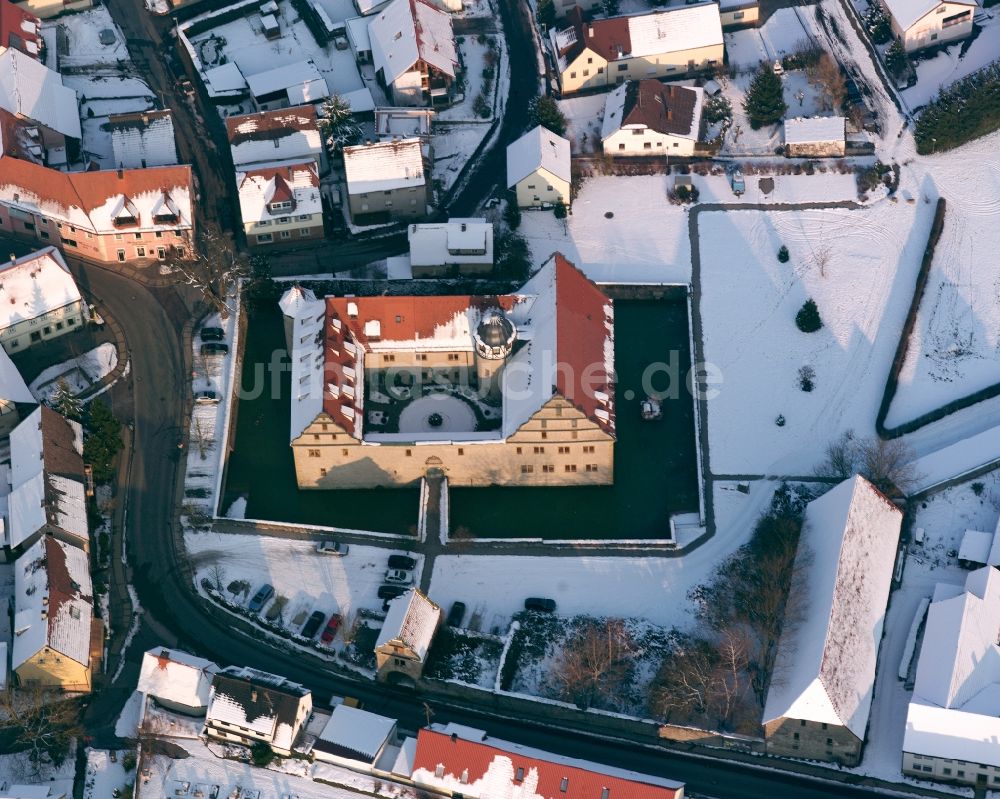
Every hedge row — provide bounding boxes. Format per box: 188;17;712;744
915;62;1000;154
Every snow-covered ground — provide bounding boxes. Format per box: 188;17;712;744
182;309;239;525
699;196;934;476
184;530;422;646
0;747;76;793
428;481;778;633
29;343;119;403
558;93;607;155
116;690;144;739
902;8;1000;110
84;749;135;799
884;129;1000;428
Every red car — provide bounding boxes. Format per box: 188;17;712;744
320;613;343;644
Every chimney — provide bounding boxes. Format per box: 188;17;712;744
9;253;14;266
450;732;458;742
460;223;467;232
587;25;593;37
117;167;124;179
251;689;258;702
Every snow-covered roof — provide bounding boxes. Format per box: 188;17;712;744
226;106;322;168
245;61;326;100
236;159;321;226
0;0;41;58
959;528;993;564
208;666;310;752
0;157;194;234
138;647;218;711
882;0;975;31
282;286;326;443
11;536;94;670
313;704;396;762
506;125;571;187
0;786;64;799
375;107;434;140
0;48;80;140
346;15;372;52
408;218;493;268
369;0;457;85
0;247;82;330
109;110;178;170
0;344;31;406
763;476;903;739
342;138;425;195
204;63;247;97
412;725;684;799
904;567;1000;766
783;116;845;145
626;3;724;58
341;86;376;114
600;80;703;141
375;588;441;661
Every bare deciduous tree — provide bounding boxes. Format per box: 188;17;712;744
165;225;256;318
809;52;848;112
0;687;82;775
208;563;226;593
551;618;636;709
815;431;921;496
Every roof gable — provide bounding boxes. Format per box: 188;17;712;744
375;588;441;660
506;125;571;187
0;48;80;140
370;0;457;84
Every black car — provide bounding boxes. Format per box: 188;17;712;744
446;601;466;628
201;342;229;356
524;597;556;613
200;327;225;342
377;584;406;600
301;610;326;639
388;554;417;570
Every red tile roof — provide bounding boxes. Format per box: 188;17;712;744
0;0;40;58
412;728;683;799
619;80;699;137
565;5;632;64
225;105;318;147
0;107;43;163
553;254;614;435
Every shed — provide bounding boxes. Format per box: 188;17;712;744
783;116;846;158
312;704;397;765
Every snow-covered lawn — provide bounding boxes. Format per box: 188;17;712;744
885;129;1000;428
699;197;934;476
557;93;607;155
184;530;422;646
902;9;1000;110
84;749;134;799
29;343;119;403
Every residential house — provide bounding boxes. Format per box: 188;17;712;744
311;704;397;766
374;588;441;683
601;80;704;156
285;253;616;489
108;110;178;169
204;666;313;756
0;247;86;354
237;160;323;247
550;4;724;95
0;158;196;264
245;61;329;112
783;116;846;157
506;125;571;209
7;0;91;19
882;0;976;52
407;217;493;277
11;536;99;691
226;106;324;171
342;137;428;224
0;46;81;165
762;475;903;766
369;0;458;107
0;0;42;59
410;724;686;799
717;0;758;28
5;405;88;555
903;567;1000;788
203;62;249;104
137;647;218;717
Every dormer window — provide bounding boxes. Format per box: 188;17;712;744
269;200;293;214
111;194;140;227
152;190;181;224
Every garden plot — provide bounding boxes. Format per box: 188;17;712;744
885;129;1000;428
184;530;422;648
424;627;503;688
903;11;1000;110
184;1;366;106
699;199;933;476
83;749;134;799
28;343;119;403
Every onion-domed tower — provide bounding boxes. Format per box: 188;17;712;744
473;309;516;403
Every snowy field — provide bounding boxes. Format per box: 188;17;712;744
428;480;778;633
29;343;119;403
903;10;1000;110
699;198;934;476
884;129;1000;428
184;530;422;643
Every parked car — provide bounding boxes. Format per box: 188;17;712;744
384;568;413;585
301;610;326;639
387;554;416;570
317;541;349;556
377;584;407;600
193;390;218;404
447;601;466;628
248;584;274;613
200;327;225;342
727;165;745;196
524;597;556;613
201;342;229;356
320;613;343;643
